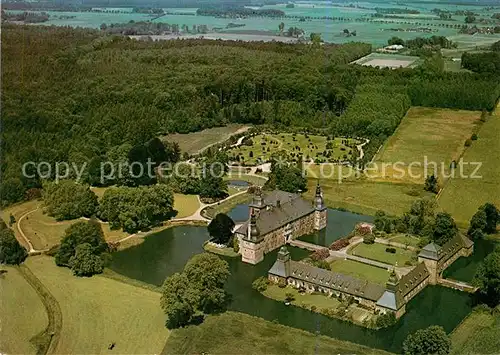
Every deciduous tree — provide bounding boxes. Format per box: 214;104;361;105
403;325;451;355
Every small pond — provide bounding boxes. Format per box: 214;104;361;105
227;179;251;187
108;209;487;353
227;203;250;222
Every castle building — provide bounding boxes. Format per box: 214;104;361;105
267;231;474;319
268;246;430;319
418;233;474;284
234;183;327;264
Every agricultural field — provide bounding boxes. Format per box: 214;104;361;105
165;124;249;155
304;179;434;216
373;107;481;184
0;267;48;355
450;310;500;355
351;53;420;69
162;311;391;355
25;256;170;354
349;243;416;266
438;106;500;228
329;259;390;286
228;133;358;166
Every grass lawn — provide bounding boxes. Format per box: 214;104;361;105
373;107;481;184
165;124;248;155
228;133;358;166
203;242;239;257
263;284;341;311
0;266;48;355
450;311;500;354
438;106;500;228
3;200;131;249
330;259;390;285
388;234;422;248
304;179;434;216
25;256;169;354
350;243;415;266
173;193;200;218
162;311;391;355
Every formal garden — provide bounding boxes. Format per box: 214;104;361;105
227;133;360;166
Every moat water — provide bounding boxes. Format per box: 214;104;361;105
109;209;494;353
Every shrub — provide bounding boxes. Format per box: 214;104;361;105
363;234;376;244
471;133;478;140
330;238;350;251
386;247;396;254
252;276;269;292
278;279;287;288
311;248;330;261
473;304;492;314
375;312;396;328
465;139;472;147
285;292;295;302
312;260;331;270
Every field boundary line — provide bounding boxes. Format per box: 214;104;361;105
17;264;63;355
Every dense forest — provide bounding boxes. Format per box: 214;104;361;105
1;24;499;206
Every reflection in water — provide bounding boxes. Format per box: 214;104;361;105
109;211;478;353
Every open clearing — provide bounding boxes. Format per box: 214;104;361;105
173;193;200;218
162;311;390;355
351;53;420;68
25;256;169;354
0;266;48;355
304;179;434;216
228;133;357;166
373;107;481;184
330;259;389;285
165;124;249;155
450;311;500;354
438;106;500;227
350;243;415;266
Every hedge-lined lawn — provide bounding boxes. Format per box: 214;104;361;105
229;133;357;166
162;311;391;355
438;105;500;228
350;242;415;266
450;311;500;354
0;266;48;355
25;256;170;354
330;259;389;285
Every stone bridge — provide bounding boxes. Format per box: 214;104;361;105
438;278;478;293
288;239;325;252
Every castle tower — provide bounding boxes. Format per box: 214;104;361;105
268;246;291;282
418;243;440;284
314;182;327;230
386;268;399;291
249;187;265;218
241;212;265;264
376;268;405;319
